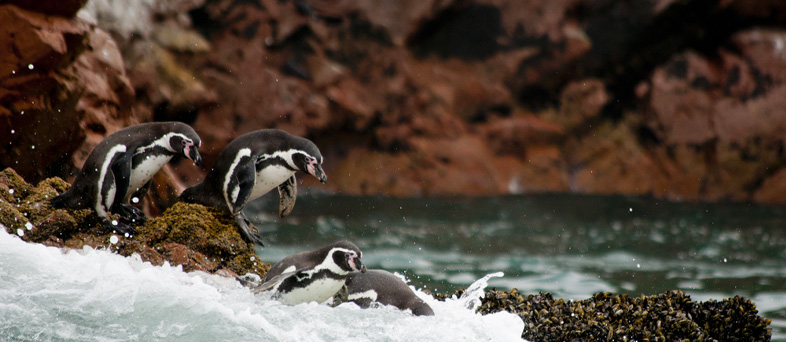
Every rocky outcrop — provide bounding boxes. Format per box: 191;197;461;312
3;0;786;204
0;168;269;276
475;289;771;341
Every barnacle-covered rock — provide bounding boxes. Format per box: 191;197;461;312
475;289;771;342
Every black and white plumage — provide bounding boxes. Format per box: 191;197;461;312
343;269;435;316
253;240;366;305
50;122;202;234
179;129;326;245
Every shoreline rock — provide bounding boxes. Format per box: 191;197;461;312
0;167;269;278
0;167;773;340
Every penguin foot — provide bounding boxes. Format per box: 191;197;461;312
234;213;265;246
331;285;349;307
101;218;137;236
116;204;147;224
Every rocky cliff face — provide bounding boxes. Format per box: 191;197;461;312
2;0;786;204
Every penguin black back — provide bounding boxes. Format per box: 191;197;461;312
345;269;435;316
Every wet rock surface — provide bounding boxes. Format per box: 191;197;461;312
438;288;771;341
0;168;269;277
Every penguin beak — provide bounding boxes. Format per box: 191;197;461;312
355;257;366;273
187;146;202;166
307;163;327;184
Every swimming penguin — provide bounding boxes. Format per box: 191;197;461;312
253;240;366;305
179;129;326;245
343;269;435;316
50;122;202;234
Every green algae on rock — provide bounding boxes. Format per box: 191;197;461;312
140;202;270;276
0;167;270;278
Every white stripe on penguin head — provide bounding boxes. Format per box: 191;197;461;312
312;247;357;275
135;132;191;155
257;149;317;171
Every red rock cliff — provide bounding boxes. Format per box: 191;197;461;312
3;0;786;204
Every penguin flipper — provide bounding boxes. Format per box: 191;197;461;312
278;175;297;218
252;270;300;294
108;152;133;215
253;268;315;295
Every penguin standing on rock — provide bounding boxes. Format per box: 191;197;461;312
253;240;366;305
51;122;202;234
179;129;327;245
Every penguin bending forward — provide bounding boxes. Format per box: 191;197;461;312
179;129;326;245
51;122;202;234
253;240;366;305
343;269;435;316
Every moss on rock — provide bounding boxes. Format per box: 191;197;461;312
0;167;270;279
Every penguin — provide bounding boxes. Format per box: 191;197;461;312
343;269;435;316
252;240;366;305
50;122;202;234
179;129;326;245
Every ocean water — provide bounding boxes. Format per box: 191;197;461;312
4;192;785;341
246;193;786;341
0;228;523;342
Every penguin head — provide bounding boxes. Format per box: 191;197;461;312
326;240;366;274
292;152;326;184
169;133;202;166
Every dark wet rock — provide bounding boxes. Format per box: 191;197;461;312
0;168;270;278
437;288;771;342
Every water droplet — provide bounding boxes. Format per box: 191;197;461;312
723;258;727;263
250;256;255;261
28;64;34;70
16;229;24;237
20;111;24;115
31;145;35;150
124;232;130;238
10;130;14;134
131;197;139;204
111;220;118;226
8;189;14;194
11;70;15;74
110;235;119;244
636;263;640;268
25;222;33;230
629;207;633;213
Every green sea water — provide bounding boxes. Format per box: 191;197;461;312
249;193;786;340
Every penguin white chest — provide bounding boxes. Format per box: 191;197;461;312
129;155;172;195
248;165;295;201
277;277;346;305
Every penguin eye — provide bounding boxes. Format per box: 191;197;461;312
181;139;188;146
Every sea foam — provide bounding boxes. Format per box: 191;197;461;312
0;228;525;341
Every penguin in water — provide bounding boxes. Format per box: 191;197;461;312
50;122;202;234
179;129;326;245
252;240;366;305
342;269;435;316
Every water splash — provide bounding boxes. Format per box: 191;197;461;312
458;271;504;310
0;229;524;341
